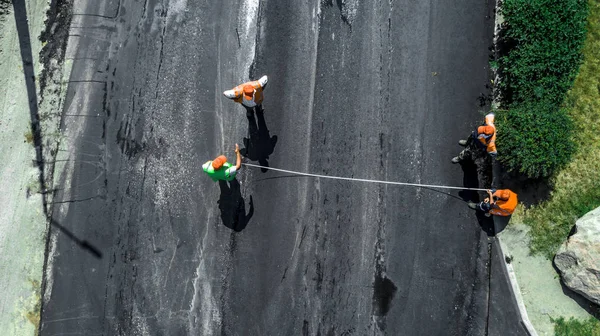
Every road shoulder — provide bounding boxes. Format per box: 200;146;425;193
0;0;72;334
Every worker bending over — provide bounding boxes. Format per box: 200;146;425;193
202;144;242;182
468;189;518;217
223;75;268;117
452;113;497;164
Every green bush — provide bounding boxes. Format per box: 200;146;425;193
495;0;588;178
496;101;575;178
499;0;588;106
553;317;600;336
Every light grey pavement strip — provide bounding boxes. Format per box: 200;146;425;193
0;0;71;334
0;1;47;334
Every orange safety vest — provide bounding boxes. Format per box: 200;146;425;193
477;113;497;155
232;80;264;105
489;189;518;216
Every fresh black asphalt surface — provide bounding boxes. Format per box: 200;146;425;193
40;0;528;335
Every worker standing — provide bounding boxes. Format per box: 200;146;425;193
452;113;497;163
223;75;268;117
202;144;242;182
468;189;518;217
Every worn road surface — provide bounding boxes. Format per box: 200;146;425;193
40;0;527;335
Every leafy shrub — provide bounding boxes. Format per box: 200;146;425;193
499;0;589;106
495;0;588;179
496;101;575;178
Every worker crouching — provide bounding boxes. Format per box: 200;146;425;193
452;113;497;164
223;75;268;117
468;189;518;217
203;144;242;182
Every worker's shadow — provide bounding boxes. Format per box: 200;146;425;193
241;107;277;172
458;158;496;236
218;180;254;232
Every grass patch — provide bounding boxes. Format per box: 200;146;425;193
22;279;41;336
553;316;600;336
519;0;600;257
24;129;34;144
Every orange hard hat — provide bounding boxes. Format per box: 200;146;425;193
499;190;510;200
212;155;227;169
478;125;495;135
243;84;255;99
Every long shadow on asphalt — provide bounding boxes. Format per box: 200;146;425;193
50;219;103;259
218;180;254;232
13;0;48;214
241;106;278;172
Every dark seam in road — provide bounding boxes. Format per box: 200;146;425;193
154;26;167;99
12;0;48;215
219;232;237;335
70;25;117;29
72;0;121;19
141;0;149;19
39;159;101;163
63;113;104;116
49;195;100;204
66;79;107;83
235;27;241;48
249;0;264;79
485;239;494;336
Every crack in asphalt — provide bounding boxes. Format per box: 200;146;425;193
485;240;493;336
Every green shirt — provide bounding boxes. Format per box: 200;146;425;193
203;161;237;182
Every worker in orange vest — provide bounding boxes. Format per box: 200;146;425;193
468;189;518;217
202;144;242;182
223;75;268;116
452;113;497;163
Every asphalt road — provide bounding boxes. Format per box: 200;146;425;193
40;0;527;335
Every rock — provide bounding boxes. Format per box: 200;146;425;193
554;206;600;306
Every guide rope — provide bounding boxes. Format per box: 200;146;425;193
242;162;489;192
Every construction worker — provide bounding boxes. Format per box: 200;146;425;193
452;113;497;163
468;189;518;217
202;144;242;182
223;75;268;116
